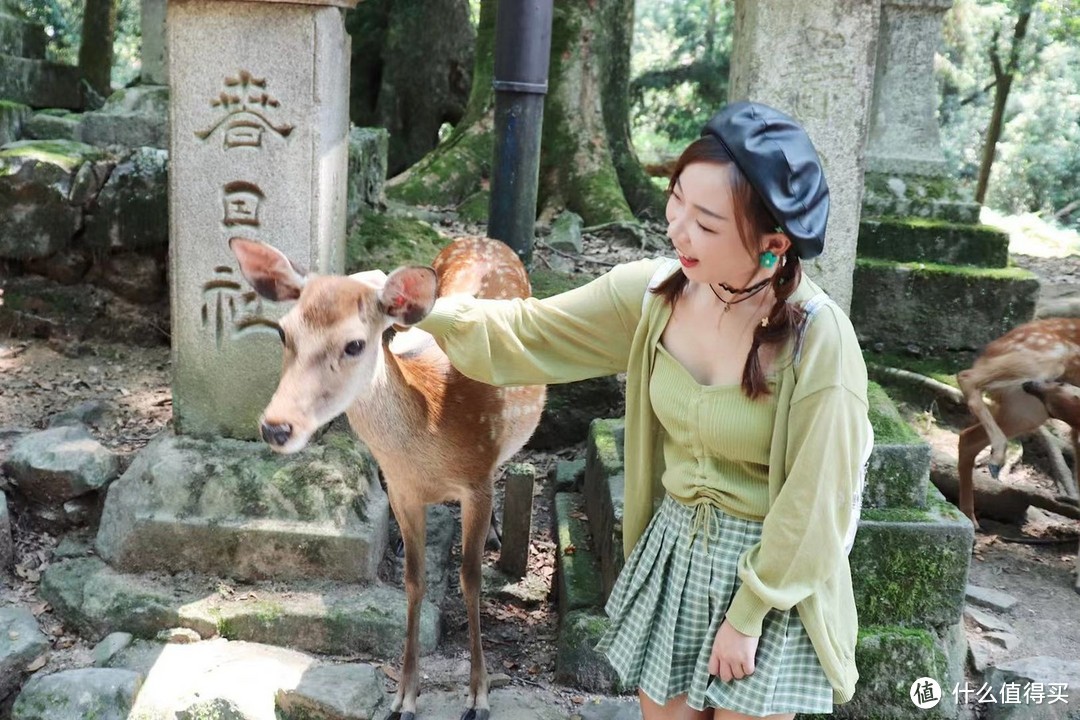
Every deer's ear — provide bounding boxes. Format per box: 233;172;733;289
378;266;437;326
229;237;307;302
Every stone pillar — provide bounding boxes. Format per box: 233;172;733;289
729;0;880;312
140;0;168;85
862;0;978;223
168;0;355;439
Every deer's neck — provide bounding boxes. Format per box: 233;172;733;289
345;344;444;452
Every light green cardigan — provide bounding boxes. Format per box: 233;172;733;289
417;257;870;704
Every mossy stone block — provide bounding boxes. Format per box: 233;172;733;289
529;268;591;300
23;111;79;141
583;418;625;601
858;217;1009;268
345;209;447;272
553;457;586;493
865;382;930;509
850;492;974;628
530;375;623;450
346;126;388;227
555;609;623;693
0;99;29;145
851;259;1039;357
555;492;603;612
827;624;964;720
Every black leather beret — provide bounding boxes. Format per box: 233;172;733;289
701;101;829;259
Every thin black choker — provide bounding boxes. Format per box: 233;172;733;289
709;278;770;313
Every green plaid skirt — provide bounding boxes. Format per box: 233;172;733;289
595;495;834;715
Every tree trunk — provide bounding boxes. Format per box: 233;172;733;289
975;4;1033;205
347;0;474;176
388;0;655;227
598;0;666;220
78;0;116;100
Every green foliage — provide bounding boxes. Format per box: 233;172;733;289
938;0;1080;228
629;0;732;162
16;0;141;87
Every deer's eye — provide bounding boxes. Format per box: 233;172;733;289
344;340;366;357
275;325;286;345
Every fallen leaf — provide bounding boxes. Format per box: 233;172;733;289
563;544;576;556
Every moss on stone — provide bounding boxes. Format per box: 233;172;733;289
346;210;447;273
863;350;968;383
456;189;489;223
858;216;1009;268
855;257;1035;281
866;382;921;445
0;139;109;172
528;268;590;300
386;121;494;207
861;507;933;523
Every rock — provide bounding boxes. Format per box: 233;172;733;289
965;605;1015;634
529;376;624;451
53;534;93;559
482;565;549;605
967;634;997;674
555;610;621;693
0;606;51;700
0;101;30;145
549;211;584;254
3;425;120;506
966;583;1019;613
985;657;1080;720
275;663;384;720
397;686;566;720
552;458;586;493
11;667;142;720
61;494;99;527
885;176;906;198
175;697;246;720
81;147;169;255
47;399;113;429
0;140;113;260
77;86;169;149
1;491;12;570
93;632;134;667
157;627;201;644
554;492;602;612
22;111;81;142
95;430;388;583
577;699;643;720
984;630;1020;651
23;245;92;284
91;252;167;305
346;126;388;228
0;55;86;110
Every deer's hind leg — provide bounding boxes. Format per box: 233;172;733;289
957;388;1049;526
458;485;493;720
386;491;427;720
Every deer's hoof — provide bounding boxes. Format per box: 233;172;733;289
460;709;489;720
386;712;416;720
988;463;1002;480
394;538;406;558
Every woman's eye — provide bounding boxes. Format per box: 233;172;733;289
697;222;716;234
344;340;366;357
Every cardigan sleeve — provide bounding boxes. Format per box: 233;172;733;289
724;305;870;637
415;257;665;386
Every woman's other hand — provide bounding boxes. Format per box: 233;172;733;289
708;619;759;682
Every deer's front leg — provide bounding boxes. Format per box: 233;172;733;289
387;494;427;720
459;488;492;720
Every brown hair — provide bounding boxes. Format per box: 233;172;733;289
652;136;805;399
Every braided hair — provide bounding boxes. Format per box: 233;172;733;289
652;136;805;400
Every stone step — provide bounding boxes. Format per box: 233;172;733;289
851;258;1040;357
866;382;931;510
94;429;390;583
582;419;625;603
0;54;84;110
862;171;981;225
850;488;974;629
77;85;169;150
0;13;46;60
553;492;602;612
39;556;441;658
841;622;966;720
858;217;1010;268
555;609;621;694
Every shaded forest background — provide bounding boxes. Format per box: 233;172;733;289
21;0;1080;232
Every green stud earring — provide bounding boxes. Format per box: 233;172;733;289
760;251;778;269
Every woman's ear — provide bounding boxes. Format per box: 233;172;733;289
762;231;792;258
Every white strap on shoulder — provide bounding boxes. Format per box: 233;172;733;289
793;292;829;368
642;258;681;315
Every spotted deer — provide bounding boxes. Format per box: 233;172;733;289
957;318;1080;526
230;236;546;720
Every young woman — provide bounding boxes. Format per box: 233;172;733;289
415;100;871;719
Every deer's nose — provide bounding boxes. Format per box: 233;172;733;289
260;421;293;447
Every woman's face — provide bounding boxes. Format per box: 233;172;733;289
666;161;757;286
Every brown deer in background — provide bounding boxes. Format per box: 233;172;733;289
957;318;1080;526
231;236;546;720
